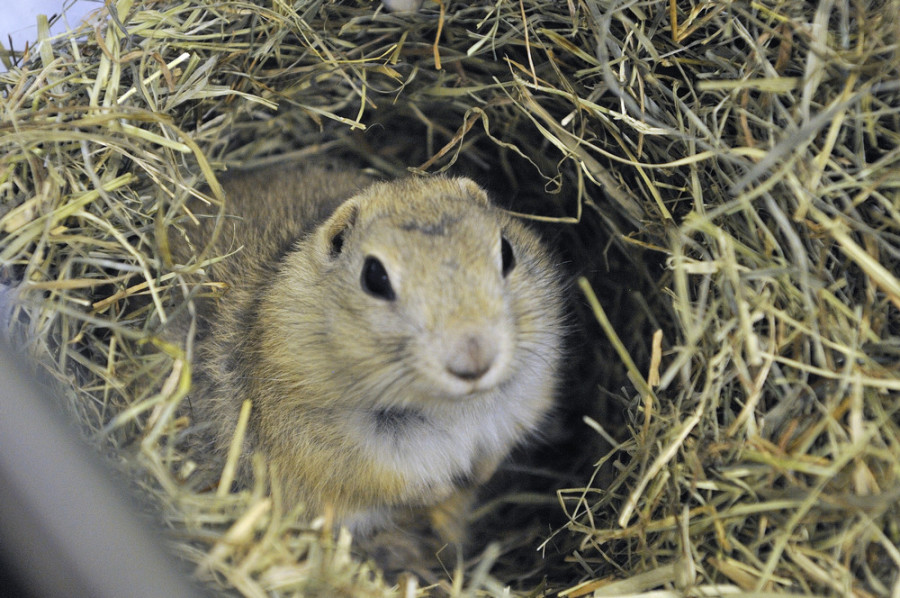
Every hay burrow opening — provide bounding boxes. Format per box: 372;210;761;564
1;0;899;596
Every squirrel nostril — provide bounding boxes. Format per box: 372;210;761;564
446;335;497;381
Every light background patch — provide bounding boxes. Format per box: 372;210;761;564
2;0;97;52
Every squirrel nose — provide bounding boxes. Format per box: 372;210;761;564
445;334;498;381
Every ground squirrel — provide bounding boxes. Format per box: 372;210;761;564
174;160;565;563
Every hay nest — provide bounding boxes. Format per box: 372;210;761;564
2;0;900;595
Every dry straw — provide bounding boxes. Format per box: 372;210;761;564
2;0;899;596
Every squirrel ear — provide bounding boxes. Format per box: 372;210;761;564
454;178;490;207
322;199;359;257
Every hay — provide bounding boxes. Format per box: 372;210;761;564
2;0;899;596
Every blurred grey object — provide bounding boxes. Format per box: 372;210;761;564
0;283;15;339
0;340;206;598
381;0;424;12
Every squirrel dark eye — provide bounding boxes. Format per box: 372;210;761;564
361;256;395;301
501;236;515;277
330;229;346;256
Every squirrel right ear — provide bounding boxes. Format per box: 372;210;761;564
323;199;359;257
455;178;490;207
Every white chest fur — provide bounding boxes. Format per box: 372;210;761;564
349;368;552;504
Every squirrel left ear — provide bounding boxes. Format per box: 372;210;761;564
321;198;359;258
454;178;490;207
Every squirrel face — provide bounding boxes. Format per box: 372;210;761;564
257;176;560;413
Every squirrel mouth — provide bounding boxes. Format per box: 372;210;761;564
430;366;507;399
